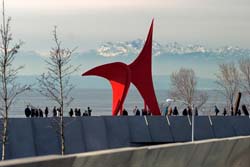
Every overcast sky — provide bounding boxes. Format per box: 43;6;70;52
4;0;250;52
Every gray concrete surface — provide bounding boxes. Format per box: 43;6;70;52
1;136;250;167
1;116;250;160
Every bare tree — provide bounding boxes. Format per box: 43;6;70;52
0;0;30;160
239;58;250;95
215;62;240;109
37;26;78;155
170;68;208;109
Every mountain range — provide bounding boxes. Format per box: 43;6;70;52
12;40;250;89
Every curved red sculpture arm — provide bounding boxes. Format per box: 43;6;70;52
82;62;131;115
129;20;161;115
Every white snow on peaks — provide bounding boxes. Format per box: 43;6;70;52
96;40;250;58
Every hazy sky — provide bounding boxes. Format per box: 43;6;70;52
4;0;250;52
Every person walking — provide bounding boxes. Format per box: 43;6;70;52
45;107;49;117
214;105;220;116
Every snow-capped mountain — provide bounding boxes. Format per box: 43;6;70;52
96;39;250;58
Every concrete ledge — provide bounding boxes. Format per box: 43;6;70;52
1;136;250;167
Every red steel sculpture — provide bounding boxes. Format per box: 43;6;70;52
82;20;161;116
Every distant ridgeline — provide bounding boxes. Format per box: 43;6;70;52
2;116;250;160
16;75;217;90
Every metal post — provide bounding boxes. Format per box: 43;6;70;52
191;104;194;142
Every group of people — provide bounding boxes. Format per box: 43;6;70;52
24;105;93;118
24;106;49;118
68;107;92;117
121;106;152;116
162;104;250;116
162;106;199;116
218;104;249;116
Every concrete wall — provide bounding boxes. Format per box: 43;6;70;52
1;136;250;167
0;116;250;160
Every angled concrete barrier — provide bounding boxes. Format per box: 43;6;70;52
32;118;61;156
211;117;236;138
7;118;36;159
228;117;250;136
64;118;86;154
128;116;151;143
142;142;196;167
194;116;215;140
1;136;250;167
104;116;131;149
169;116;192;142
187;140;214;167
0;155;75;167
81;117;109;151
146;116;174;143
226;137;250;167
202;138;237;167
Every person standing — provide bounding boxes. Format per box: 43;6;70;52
45;107;49;117
69;108;74;117
53;106;57;117
173;106;179;116
87;107;92;116
168;107;173;116
24;105;31;118
223;108;227;116
39;108;43;117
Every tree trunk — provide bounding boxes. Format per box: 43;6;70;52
60;115;65;155
1;117;7;160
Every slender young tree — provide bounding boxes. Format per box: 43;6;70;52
170;68;208;110
0;0;30;160
37;26;78;155
215;62;240;109
239;58;250;96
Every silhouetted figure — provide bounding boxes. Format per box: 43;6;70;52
74;108;78;116
122;109;128;116
31;108;35;117
57;108;62;116
53;107;57;117
230;106;234;116
214;105;220;116
168;107;173;116
45;107;49;117
163;106;168;116
187;106;192;116
133;106;138;115
147;110;152;116
25;105;31;117
223;108;227;116
39;108;43;117
69;108;74;117
135;109;140;116
182;108;188;116
87;107;92;116
83;110;89;116
242;105;249;116
173;106;179;116
195;107;198;116
142;109;147;115
78;109;81;116
237;109;241;116
35;109;39;117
